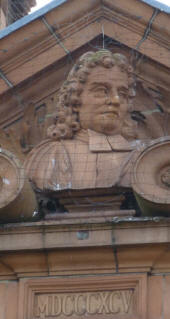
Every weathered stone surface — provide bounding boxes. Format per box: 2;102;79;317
132;137;170;216
18;275;146;319
25;51;138;193
0;0;170;318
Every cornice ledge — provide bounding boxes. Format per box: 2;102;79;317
1;5;170;75
0;0;169;95
0;217;169;252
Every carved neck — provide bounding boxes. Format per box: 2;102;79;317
75;129;89;143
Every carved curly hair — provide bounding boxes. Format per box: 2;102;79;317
47;50;136;140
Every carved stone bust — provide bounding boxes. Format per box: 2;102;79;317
25;50;140;193
47;50;136;140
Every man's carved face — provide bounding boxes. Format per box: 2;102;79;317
78;65;129;135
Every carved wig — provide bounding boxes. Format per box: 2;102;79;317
47;50;137;140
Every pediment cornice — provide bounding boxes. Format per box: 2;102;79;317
0;0;170;96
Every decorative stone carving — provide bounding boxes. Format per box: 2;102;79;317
0;148;37;222
19;275;147;319
161;167;170;188
35;290;134;317
27;50;170;215
25;50;141;194
20;102;47;153
131;137;170;216
0;129;38;222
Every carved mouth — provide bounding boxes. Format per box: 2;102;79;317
103;111;118;117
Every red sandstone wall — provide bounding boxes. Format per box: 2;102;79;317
0;275;170;318
148;275;170;319
0;281;18;319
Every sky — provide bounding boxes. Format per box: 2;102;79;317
31;0;170;12
30;0;52;12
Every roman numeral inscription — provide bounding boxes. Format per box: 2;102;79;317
34;290;134;318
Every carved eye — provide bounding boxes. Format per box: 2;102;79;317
118;88;128;98
101;88;108;94
93;87;108;97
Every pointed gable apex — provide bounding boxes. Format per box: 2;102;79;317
0;0;169;96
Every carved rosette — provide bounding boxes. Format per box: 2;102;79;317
0;148;37;222
131;137;170;216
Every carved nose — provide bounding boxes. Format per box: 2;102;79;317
106;95;120;106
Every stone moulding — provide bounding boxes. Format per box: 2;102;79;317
0;0;170;97
18;274;147;319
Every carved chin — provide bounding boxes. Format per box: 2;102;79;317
97;116;120;135
79;115;121;135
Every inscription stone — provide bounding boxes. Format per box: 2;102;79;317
34;290;134;318
19;275;146;319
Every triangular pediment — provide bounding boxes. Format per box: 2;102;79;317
0;0;169;147
0;0;170;92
